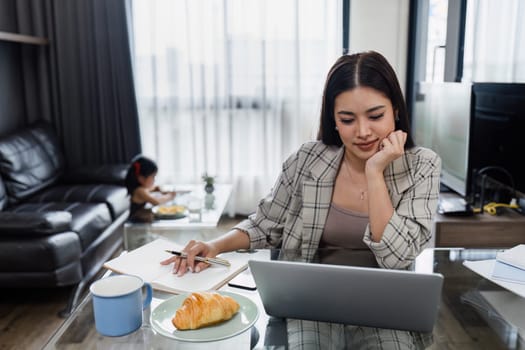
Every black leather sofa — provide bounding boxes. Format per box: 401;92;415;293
0;123;129;315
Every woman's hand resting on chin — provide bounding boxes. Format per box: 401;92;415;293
365;130;407;175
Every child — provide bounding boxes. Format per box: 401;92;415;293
125;155;175;222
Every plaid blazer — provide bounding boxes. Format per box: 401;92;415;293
235;141;441;269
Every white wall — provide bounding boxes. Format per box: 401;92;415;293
349;0;409;92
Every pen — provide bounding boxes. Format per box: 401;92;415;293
164;250;231;267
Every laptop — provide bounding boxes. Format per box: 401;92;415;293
248;259;443;332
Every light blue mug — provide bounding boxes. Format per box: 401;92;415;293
90;274;153;337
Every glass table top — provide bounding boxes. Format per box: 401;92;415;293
43;248;525;350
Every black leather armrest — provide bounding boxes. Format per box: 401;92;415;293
0;211;72;235
62;164;128;185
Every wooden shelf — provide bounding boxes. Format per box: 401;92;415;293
0;31;48;45
434;192;525;248
434;211;525;248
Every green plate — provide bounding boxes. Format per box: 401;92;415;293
150;291;259;342
151;205;187;220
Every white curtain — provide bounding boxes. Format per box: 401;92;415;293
463;0;525;82
130;0;341;214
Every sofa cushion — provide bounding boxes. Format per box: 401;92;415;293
0;176;6;210
27;184;129;219
11;202;112;251
0;211;72;235
62;164;128;186
0;123;64;204
0;232;81;273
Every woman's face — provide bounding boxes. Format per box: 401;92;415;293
333;86;396;162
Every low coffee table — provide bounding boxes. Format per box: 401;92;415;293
124;184;233;250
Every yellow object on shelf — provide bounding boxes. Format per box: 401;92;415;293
481;202;519;215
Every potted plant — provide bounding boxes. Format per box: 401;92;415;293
202;173;215;194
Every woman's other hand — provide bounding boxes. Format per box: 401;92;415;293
160;240;219;276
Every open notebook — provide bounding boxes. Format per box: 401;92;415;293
103;238;266;294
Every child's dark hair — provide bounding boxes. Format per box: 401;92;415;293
125;155;158;194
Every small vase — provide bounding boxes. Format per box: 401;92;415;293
204;193;215;209
204;183;214;194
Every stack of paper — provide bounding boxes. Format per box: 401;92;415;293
463;244;525;298
463;260;525;298
492;244;525;284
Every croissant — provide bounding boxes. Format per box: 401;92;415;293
172;292;240;330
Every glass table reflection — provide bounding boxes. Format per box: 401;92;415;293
43;248;525;349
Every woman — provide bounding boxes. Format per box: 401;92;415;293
163;51;440;272
163;51;441;348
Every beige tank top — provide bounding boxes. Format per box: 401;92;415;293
321;203;369;249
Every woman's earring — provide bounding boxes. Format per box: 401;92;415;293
395;114;400;121
335;126;338;131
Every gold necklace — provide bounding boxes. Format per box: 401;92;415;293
344;157;367;200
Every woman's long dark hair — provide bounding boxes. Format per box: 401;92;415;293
317;51;414;149
124;155;158;194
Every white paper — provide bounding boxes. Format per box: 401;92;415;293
496;244;525;270
463;260;525;298
492;260;525;284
